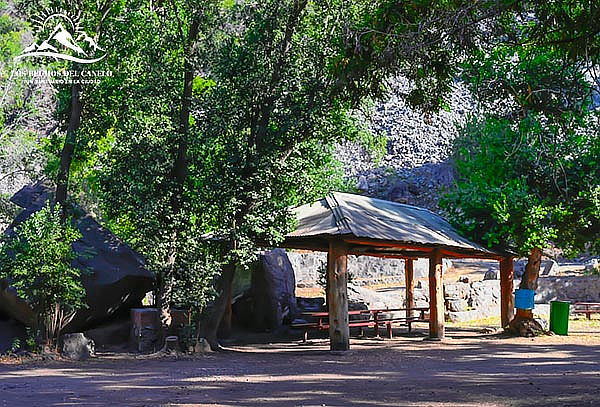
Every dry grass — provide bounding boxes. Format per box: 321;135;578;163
448;315;502;328
448;314;600;342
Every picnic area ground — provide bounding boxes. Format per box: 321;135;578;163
1;318;599;407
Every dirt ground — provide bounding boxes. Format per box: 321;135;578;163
1;320;600;407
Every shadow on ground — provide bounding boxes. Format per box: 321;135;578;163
1;326;599;407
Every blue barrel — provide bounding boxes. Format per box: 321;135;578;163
515;289;535;310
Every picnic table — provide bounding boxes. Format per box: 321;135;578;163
292;307;429;341
573;302;600;319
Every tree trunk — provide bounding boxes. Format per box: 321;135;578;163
198;3;309;350
155;18;200;335
55;80;82;219
202;263;236;351
519;247;542;290
156;237;177;333
218;287;233;338
509;247;545;336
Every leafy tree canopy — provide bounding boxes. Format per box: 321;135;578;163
442;111;600;257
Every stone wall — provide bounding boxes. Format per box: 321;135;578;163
288;249;600;323
536;276;600;303
288;251;453;288
444;280;501;323
288;251;404;287
443;276;600;322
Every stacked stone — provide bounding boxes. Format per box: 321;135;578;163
335;77;476;211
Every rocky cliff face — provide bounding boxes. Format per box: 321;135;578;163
336;78;475;211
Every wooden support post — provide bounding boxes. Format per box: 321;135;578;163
405;259;415;321
428;249;445;340
327;240;349;351
500;257;515;328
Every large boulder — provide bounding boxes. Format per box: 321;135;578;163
387;180;410;203
444;282;470;300
1;181;155;332
446;298;468;312
0;279;35;327
356;175;369;192
84;317;131;348
0;316;27;353
248;249;297;330
468;280;500;310
483;267;498;280
585;258;600;274
347;283;403;309
59;333;95;360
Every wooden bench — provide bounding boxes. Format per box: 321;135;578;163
292;307;429;341
573;302;600;319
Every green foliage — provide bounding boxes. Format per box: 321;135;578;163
441;7;600;258
505;1;600;62
185;0;385;271
170;242;220;311
442;112;600;257
76;1;226;314
0;5;51;207
177;322;197;351
343;0;487;111
9;338;21;354
345;0;600;114
86;0;386;316
0;13;23;59
0;203;85;345
462;45;590;118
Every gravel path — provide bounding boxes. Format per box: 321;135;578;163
1;326;599;407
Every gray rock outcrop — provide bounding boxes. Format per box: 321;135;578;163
483;268;498;280
247;249;297;330
536;276;600;303
289;251;452;289
59;333;95;360
335;78;474;211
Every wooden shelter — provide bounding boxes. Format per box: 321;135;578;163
277;192;514;351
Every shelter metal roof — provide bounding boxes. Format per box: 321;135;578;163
280;192;508;260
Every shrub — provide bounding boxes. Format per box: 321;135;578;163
0;203;85;349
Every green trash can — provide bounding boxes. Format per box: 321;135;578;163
550;301;570;335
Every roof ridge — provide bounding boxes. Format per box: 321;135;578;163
326;194;352;235
333;191;445;219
